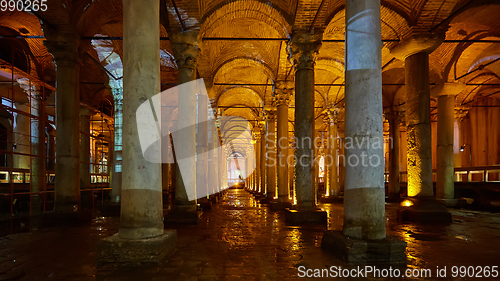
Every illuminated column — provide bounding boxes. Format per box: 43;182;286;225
322;0;406;264
260;124;266;194
289;32;322;212
342;0;385;240
111;88;123;203
44;31;81;213
325;110;339;198
385;107;401;200
275;82;292;203
170;30;201;211
265;112;276;199
18;79;45;215
80;107;93;205
433;83;465;203
391;32;451;223
254;131;261;192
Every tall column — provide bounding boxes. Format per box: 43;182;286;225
44;31;81;213
322;1;406;264
80;107;93;207
47;128;55;171
18;79;45;215
260;124;266;194
170;30;201;212
196;94;209;207
385;107;401;200
120;0;163;238
275;82;292;203
343;0;385;240
325;110;339;198
391;32;451;223
12;102;30;169
265;112;276;199
111;88;123;203
254;131;261;192
433;83;465;204
289;32;322;212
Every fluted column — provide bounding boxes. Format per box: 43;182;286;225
275;82;292;202
44;32;81;213
289;32;322;211
170;30;201;210
120;0;163;238
265;112;276;199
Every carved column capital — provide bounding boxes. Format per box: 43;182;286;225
170;30;201;69
274;81;293;106
289;32;322;70
454;106;470;122
17;78;42;100
390;32;443;60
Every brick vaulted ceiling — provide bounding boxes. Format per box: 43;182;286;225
0;0;499;138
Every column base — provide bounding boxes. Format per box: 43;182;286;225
97;230;177;266
319;196;343;203
284;209;327;225
397;197;452;224
41;209;92;226
321;230;407;264
164;210;202;224
269;201;292;211
437;198;467;208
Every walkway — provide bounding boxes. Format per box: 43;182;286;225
0;189;499;280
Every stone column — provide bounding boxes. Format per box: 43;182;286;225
18;79;45;215
433;83;465;205
169;30;201;215
254;131;261;193
196;93;210;209
391;32;451;223
12;102;30;169
47;128;55;171
44;32;81;214
260;124;266;194
111;88;123;203
275;82;292;204
265;112;276;200
80;107;93;207
322;0;406;264
385;107;401;200
287;31;326;223
325;110;339;199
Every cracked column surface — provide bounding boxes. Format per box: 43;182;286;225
290;32;322;212
119;0;163;239
343;0;385;240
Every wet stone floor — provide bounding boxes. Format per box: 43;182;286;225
0;189;499;280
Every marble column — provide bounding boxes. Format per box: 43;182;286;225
325;110;339;198
289;32;322;212
265;112;276;199
386;107;401;200
433;83;465;203
120;0;163;238
391;32;451;223
343;0;385;240
260;124;266;194
44;32;81;213
111;88;123;203
80;107;93;207
275;82;292;203
170;30;201;211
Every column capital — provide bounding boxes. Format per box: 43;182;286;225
324;107;339;124
16;78;43;100
390;32;443;60
111;87;123;101
454;106;470;121
43;30;81;66
274;80;293;106
430;82;466;98
170;30;201;69
289;32;322;70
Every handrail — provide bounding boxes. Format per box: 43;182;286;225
384;165;500;183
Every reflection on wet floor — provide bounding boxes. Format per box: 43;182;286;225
0;189;499;280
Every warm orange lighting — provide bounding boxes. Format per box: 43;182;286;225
401;199;414;207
